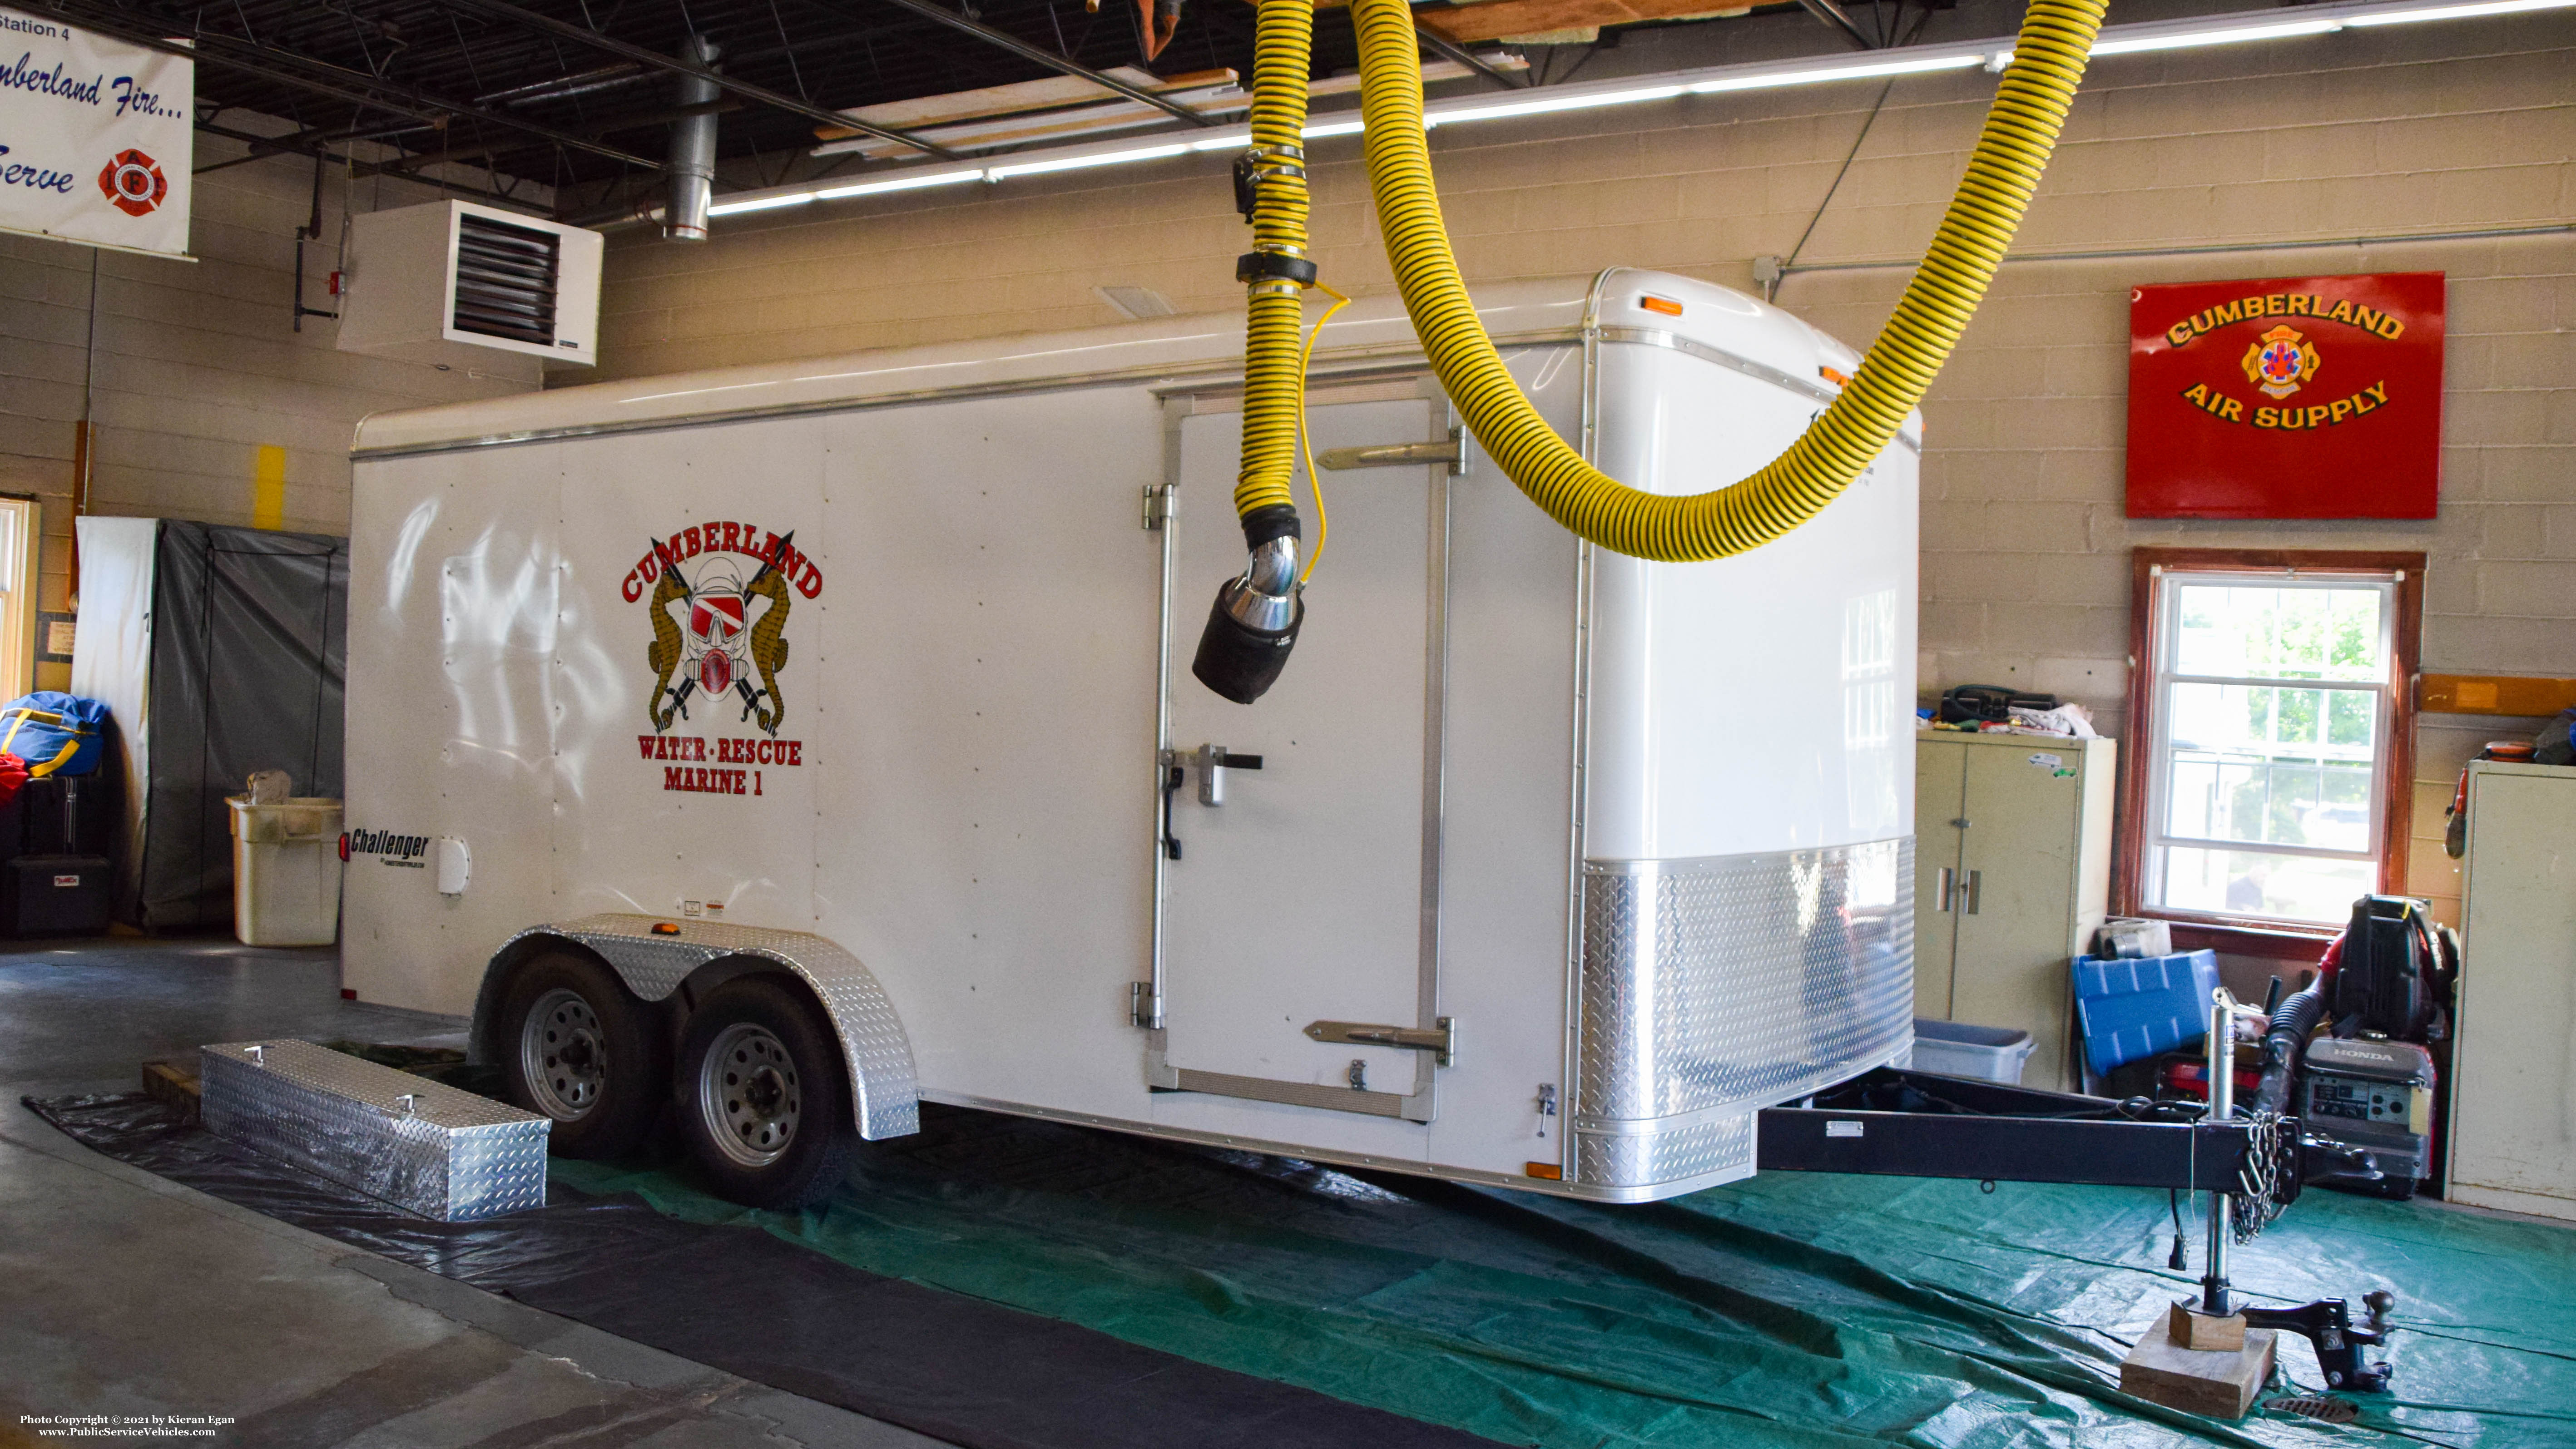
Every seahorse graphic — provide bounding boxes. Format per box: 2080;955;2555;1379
743;562;791;735
645;548;689;732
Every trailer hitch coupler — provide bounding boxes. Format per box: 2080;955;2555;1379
1191;505;1303;704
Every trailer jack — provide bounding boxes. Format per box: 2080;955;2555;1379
1757;1065;2399;1394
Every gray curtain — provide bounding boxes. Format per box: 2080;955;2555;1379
137;521;347;931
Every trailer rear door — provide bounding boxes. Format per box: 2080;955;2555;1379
1154;393;1452;1122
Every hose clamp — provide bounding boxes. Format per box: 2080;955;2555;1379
1231;145;1310;220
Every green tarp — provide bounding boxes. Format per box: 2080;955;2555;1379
556;1107;2576;1447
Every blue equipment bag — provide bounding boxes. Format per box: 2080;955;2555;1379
0;692;109;778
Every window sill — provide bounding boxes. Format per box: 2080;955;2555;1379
2153;916;2339;963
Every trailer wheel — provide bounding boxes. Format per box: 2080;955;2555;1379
499;950;668;1157
675;977;856;1209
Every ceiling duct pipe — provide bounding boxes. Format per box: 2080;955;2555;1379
665;34;720;242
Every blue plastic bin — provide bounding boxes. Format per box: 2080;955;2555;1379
2072;949;2221;1075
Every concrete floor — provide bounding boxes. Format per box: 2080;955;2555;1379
0;937;949;1449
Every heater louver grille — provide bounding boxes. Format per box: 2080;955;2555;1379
451;214;560;347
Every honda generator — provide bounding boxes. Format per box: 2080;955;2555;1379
2252;895;2457;1201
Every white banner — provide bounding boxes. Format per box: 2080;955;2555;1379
0;5;191;257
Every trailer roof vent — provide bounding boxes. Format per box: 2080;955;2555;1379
451;213;561;348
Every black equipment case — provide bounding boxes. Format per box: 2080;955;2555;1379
0;775;111;936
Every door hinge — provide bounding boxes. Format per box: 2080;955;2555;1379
1141;483;1173;530
1305;1016;1456;1067
1130;982;1163;1029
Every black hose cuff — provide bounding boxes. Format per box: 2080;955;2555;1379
1239;503;1302;552
1236;251;1319;286
1191;584;1303;704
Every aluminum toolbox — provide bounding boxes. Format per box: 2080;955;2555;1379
199;1039;548;1221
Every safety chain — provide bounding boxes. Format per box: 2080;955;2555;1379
2230;1109;2300;1243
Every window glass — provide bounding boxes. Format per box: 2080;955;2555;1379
2171;584;2385;682
2148;575;2390;927
2159;846;2377;925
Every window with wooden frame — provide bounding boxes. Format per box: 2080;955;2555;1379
2117;549;2423;941
0;497;36;698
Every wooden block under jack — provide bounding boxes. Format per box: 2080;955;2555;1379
2122;1293;2276;1419
2168;1300;2246;1351
140;1058;202;1125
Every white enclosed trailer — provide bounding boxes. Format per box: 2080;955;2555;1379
343;267;1920;1207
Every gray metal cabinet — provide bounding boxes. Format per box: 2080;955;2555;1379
2450;761;2576;1221
1915;730;2117;1093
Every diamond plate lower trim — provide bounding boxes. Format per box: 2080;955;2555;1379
1573;837;1913;1190
201;1039;549;1221
495;915;920;1141
1573;1112;1754;1189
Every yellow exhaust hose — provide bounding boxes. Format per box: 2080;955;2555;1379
1344;0;2107;562
1232;0;1318;524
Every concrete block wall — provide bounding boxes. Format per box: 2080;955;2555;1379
538;15;2572;928
590;6;2572;923
0;129;546;689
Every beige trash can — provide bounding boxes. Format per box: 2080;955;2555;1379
228;795;345;946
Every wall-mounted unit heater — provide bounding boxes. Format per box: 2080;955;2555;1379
337;200;603;378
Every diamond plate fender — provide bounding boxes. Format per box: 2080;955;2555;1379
477;914;919;1141
1572;838;1914;1196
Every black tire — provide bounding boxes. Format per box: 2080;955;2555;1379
498;950;669;1158
674;977;857;1209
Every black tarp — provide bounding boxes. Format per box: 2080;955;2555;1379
137;521;347;931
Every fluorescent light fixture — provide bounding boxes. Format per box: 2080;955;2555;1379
2348;0;2574;22
707;191;816;216
813;168;989;200
2090;18;2346;54
1428;84;1684;128
716;0;2572;226
987;143;1190;179
1689;52;1984;94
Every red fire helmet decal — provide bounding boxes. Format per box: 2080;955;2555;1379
98;149;168;217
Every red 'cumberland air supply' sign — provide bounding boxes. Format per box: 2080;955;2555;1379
2126;272;2444;519
626;521;821;798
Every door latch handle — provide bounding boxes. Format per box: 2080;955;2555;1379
1936;866;1956;912
1305;1017;1456;1067
1158;763;1184;859
1180;742;1263;806
1316;440;1462;471
1963;869;1982;915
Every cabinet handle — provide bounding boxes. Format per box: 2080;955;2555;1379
1964;869;1982;915
1936;866;1955;912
